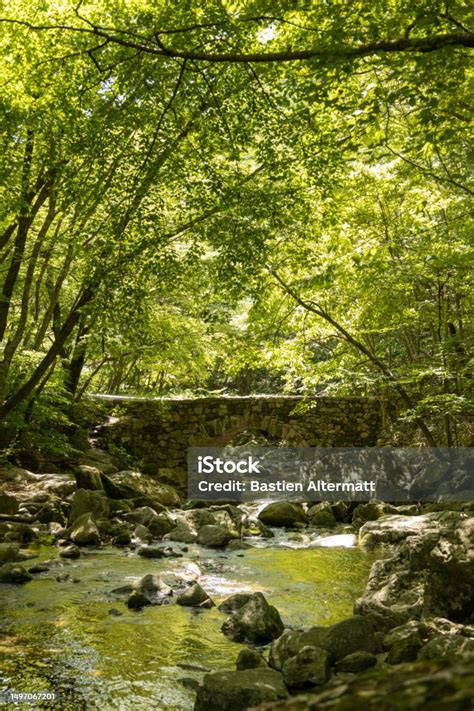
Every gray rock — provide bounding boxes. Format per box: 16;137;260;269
268;617;376;670
197;524;231;548
0;562;32;583
147;512;175;538
134;573;172;605
221;592;284;644
218;593;254;614
236;648;268;670
0;542;19;564
307;502;337;528
258;502;308;528
69;513;101;545
355;512;474;630
124;505;166;525
330;501;349;522
74;465;104;491
133;524;153;543
59;544;81;559
127;590;150;609
68;489;109;525
282;645;331;688
269;629;306;671
335;651;377;673
194;668;288;711
384;621;425;664
138;545;167;558
177;582;215;608
0;494;19;515
112;532;131;546
418;634;474;661
245;658;474;710
79;448;118;475
242;516;275;538
323;615;377;662
352;501;398;528
165;520;197;544
101;470;180;508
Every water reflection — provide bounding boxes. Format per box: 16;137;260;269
0;540;374;709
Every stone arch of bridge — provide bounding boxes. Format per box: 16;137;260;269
194;412;305;448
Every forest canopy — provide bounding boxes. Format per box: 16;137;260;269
0;0;472;454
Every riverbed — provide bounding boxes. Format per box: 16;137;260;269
0;533;375;710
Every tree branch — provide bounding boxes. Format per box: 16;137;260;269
0;18;472;63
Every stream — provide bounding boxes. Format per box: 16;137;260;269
1;529;375;710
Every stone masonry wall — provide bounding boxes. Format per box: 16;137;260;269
99;396;382;491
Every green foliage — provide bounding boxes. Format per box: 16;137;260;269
0;0;472;447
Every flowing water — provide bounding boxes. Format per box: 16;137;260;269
0;532;375;710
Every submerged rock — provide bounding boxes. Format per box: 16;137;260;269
221;592;284;644
194;668;288;711
138;545;167;558
59;544;81;559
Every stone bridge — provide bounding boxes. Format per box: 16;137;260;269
99;395;382;491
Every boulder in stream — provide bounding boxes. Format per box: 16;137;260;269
221;592;284;644
59;544;81;559
177;582;215;608
307;502;337;528
68;489;110;525
197;524;231;548
0;562;32;583
258;502;308;528
126;573;173;608
69;513;101;545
